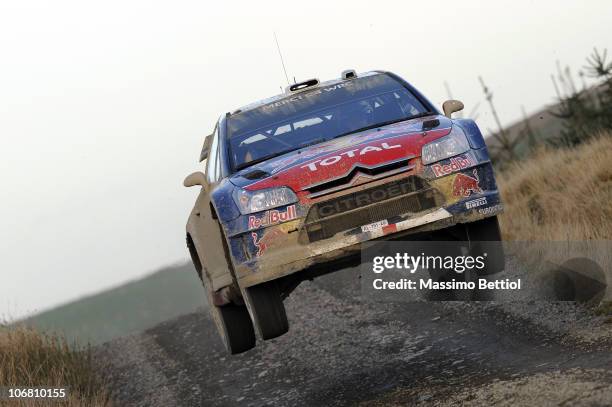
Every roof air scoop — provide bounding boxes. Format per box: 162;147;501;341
285;78;320;93
422;119;440;131
341;69;357;80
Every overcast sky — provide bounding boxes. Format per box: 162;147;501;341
1;0;610;319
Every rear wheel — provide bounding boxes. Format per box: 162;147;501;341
465;216;505;276
246;280;289;340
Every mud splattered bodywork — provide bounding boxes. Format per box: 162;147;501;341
221;117;502;287
185;71;503;350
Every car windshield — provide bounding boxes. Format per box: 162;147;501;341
227;73;430;171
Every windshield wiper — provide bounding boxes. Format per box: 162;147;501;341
333;111;436;140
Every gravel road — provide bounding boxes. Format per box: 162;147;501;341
96;260;612;406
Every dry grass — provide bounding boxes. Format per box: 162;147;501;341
0;324;111;406
498;132;612;241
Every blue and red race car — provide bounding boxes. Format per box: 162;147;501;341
184;70;504;353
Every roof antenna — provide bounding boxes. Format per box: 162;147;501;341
274;32;290;86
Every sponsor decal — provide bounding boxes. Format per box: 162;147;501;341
431;155;474;177
267;137;365;175
452;170;482;197
466;197;487;209
261;82;353;110
248;205;297;230
251;229;285;257
269;145;330;174
478;203;503;215
316;178;417;218
301;142;401;172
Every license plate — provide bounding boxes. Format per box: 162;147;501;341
361;219;389;233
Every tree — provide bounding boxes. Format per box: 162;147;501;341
551;48;612;146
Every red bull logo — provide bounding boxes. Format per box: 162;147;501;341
248;205;297;230
452;170;482;197
251;229;285;257
431;155;474;177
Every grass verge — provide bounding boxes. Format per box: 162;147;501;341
498;131;612;241
0;323;111;406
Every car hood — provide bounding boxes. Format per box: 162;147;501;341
229;114;452;192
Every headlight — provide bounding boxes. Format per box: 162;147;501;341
233;187;298;214
421;126;470;165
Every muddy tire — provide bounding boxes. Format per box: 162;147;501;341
201;282;255;354
215;304;257;354
188;235;256;354
466;216;505;275
247;281;289;340
196;269;256;354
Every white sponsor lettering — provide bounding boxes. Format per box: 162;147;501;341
262;83;351;110
343;149;358;158
466;197;487;209
320;156;342;166
360;145;382;154
301;142;401;172
478;203;504;215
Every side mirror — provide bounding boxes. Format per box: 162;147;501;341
183;171;206;188
199;135;212;162
442;99;464;118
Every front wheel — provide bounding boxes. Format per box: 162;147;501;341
246;281;289;340
215;303;257;354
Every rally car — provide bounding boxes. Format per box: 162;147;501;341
184;70;504;354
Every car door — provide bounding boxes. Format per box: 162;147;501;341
190;124;234;291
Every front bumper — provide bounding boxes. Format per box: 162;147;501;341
229;160;503;288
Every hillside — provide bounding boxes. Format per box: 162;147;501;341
498;132;612;241
500;105;563;154
23;263;204;345
482;101;564;159
486;80;609;157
